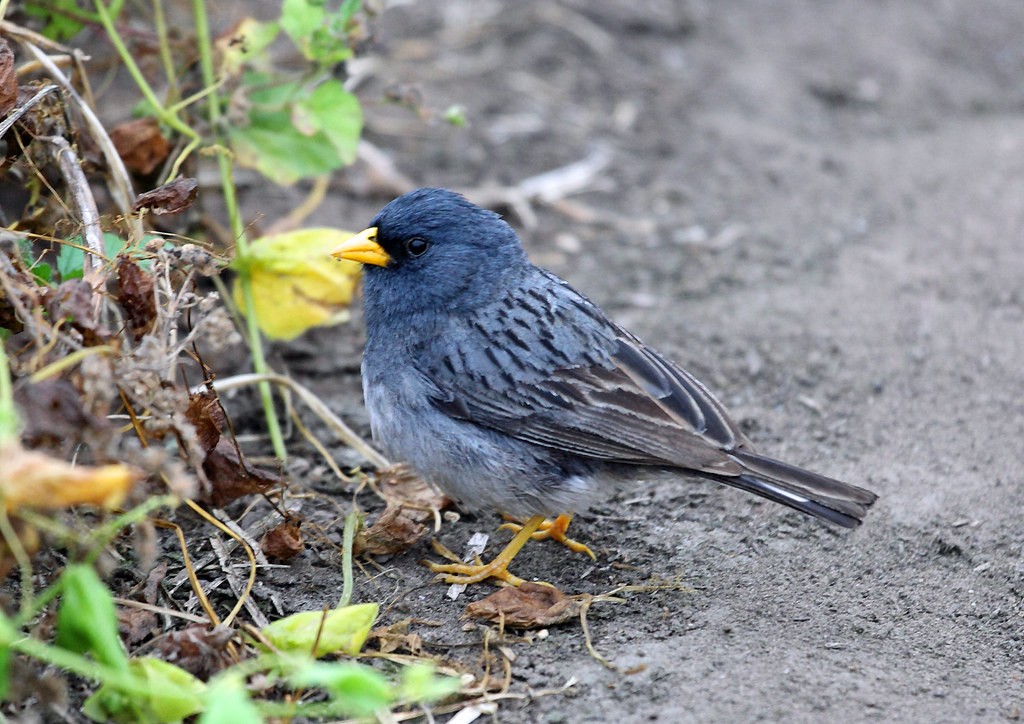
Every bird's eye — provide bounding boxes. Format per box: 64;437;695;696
405;237;430;257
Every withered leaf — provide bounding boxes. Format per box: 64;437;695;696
144;625;235;680
132;177;199;215
0;442;138;513
201;438;280;507
354;504;430;556
352;463;446;556
110;117;171;176
116;255;157;339
261;517;304;561
14;378;105;448
45;278;109;344
118;606;159;647
141;560;169;604
0;39;15;117
377;462;449;510
185;391;225;456
371;618;423;656
465;582;581;629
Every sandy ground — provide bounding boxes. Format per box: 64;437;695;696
234;1;1024;721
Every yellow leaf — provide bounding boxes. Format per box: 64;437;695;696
233;228;362;341
260;603;378;657
216;17;280;77
0;443;138;513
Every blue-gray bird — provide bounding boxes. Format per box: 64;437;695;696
332;188;877;585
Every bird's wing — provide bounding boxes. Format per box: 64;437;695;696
421;273;749;474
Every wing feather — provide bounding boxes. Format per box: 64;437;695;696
423;276;748;474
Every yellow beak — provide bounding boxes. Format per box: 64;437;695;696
330;227;391;267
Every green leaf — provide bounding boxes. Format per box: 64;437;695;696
399;663;461;703
55;241;85;281
221;18;281;75
56;233;162;280
0;610;14;701
280;0;353;66
444;105;467;127
338;0;362;25
245;76;303;109
200;673;261;724
293;80;363;165
229;109;343;185
31;262;52;284
16;237;51;284
83;657;206;723
55;564;128;671
279;0;324;51
290;661;392;716
260;603;377;657
22;1;88;42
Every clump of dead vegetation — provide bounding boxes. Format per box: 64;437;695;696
0;3;478;719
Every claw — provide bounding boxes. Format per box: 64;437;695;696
422;514;545;586
499;514;596;560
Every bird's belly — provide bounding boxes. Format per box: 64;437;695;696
362;370;606;518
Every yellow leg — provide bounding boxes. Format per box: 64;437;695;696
499;514;596;560
425;514;545;586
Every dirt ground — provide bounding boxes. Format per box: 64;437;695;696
234;1;1024;721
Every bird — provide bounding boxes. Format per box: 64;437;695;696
331;188;878;586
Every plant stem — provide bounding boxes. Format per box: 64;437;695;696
11;637;153;698
192;0;286;461
338;510;360;607
150;0;180;105
93;0;199;143
0;335;17;444
0;505;33;616
83;495;177;564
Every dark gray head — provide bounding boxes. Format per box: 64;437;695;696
334;188;529;324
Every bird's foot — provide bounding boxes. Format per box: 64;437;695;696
425;544;526;586
499;514;595;560
423;514;547;586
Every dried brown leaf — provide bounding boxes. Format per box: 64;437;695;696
201;438;280;507
354;504;430;556
110;117;171;176
465;582;582;629
132;177;199;215
14;379;106;448
116;255;157;339
261;518;304;561
140;560;169;604
371;618;424;656
0;39;15;117
185;391;225;456
45;279;109;344
351;463;447;556
144;625;235;680
377;462;449;510
118;606;159;646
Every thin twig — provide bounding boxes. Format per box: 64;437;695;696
203;372;390;469
45;135;104;292
338;510;359;607
0;83;57;140
0;19;73;53
461;145;613;229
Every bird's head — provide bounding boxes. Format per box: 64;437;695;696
332;188;528;320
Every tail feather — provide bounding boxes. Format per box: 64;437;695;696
712;451;878;528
